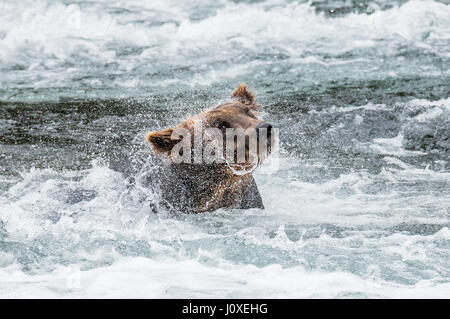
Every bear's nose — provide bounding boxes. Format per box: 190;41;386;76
255;122;273;141
256;122;273;135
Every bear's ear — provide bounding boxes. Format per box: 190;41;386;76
146;128;180;153
231;84;255;105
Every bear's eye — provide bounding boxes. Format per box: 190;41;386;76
245;108;257;119
214;121;229;131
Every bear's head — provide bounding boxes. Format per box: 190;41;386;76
146;84;274;172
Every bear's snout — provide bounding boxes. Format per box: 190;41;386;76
256;121;273;133
256;121;273;143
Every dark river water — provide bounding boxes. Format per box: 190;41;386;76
0;0;449;297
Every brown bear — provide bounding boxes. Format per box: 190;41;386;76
146;84;274;213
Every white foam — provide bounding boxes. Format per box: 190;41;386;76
1;0;449;95
370;133;426;156
0;256;449;298
0;156;449;298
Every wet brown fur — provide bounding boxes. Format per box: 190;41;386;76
146;84;267;213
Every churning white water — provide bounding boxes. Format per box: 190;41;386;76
0;0;449;298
